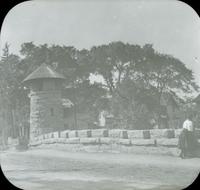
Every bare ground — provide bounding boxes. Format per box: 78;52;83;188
0;145;200;190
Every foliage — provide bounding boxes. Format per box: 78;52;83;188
0;41;199;137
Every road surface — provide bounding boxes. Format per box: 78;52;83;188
1;147;200;190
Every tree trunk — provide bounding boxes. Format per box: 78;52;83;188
1;119;9;147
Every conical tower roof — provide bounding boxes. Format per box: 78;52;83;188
23;63;65;83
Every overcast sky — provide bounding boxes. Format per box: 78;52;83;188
0;0;200;87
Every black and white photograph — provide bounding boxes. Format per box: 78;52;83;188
0;0;200;189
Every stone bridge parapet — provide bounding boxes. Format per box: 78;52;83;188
30;128;200;148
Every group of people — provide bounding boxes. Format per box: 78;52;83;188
178;114;199;159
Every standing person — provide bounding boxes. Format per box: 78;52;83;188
182;114;197;157
178;127;188;158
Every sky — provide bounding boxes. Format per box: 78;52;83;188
0;0;200;87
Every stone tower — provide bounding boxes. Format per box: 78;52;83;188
23;63;65;141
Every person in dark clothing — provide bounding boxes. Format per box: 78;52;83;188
179;114;199;158
178;128;188;158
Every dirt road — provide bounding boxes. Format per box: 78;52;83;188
1;147;200;190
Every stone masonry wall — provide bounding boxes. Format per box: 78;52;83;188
30;128;200;147
29;91;64;141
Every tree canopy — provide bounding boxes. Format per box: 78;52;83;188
0;41;199;137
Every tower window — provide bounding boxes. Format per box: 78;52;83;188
50;108;54;116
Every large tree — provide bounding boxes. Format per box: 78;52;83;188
90;41;143;93
90;42;199;129
0;43;30;146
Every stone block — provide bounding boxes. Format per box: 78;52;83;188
127;130;143;139
47;138;57;144
30;140;42;146
43;139;52;144
109;129;128;139
77;130;92;138
109;129;121;138
38;135;43;140
64;138;80;144
143;130;151;139
163;129;175;138
68;130;78;138
55;138;66;143
117;139;131;146
52;131;59;138
44;133;49;139
121;130;128;139
80;138;99;144
156;138;178;147
99;138;113;144
60;130;69;138
150;129;166;139
48;132;53;138
33;137;39;141
131;139;156;146
91;129;109;137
